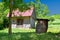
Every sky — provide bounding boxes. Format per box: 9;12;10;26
0;0;2;2
40;0;60;15
0;0;60;15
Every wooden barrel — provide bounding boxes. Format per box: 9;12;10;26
36;19;49;34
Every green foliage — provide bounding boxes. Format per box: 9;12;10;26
0;2;4;24
0;2;9;30
3;18;9;28
0;2;9;21
2;0;30;12
0;2;4;30
0;24;4;30
2;0;49;18
36;4;49;19
48;14;60;22
29;0;49;19
2;0;9;9
49;17;55;22
13;0;31;11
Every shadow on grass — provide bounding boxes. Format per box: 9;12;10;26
0;32;60;40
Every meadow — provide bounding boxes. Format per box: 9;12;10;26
0;19;60;40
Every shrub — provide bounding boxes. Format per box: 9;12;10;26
0;24;4;30
3;18;9;28
0;18;9;30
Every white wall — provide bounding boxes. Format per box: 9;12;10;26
11;19;17;28
23;17;31;28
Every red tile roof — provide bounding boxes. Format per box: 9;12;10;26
7;7;34;17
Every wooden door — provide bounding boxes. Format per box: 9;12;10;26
17;19;23;28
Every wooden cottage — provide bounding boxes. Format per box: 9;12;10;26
7;7;36;28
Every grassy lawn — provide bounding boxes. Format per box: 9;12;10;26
0;26;60;40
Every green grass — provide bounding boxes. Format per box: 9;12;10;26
0;27;60;40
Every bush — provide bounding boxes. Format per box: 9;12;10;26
3;18;9;28
0;18;9;30
49;17;55;22
0;24;4;30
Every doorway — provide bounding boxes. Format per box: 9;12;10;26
17;19;23;28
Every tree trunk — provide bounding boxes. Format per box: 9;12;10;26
8;0;13;35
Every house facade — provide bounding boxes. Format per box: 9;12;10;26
7;7;36;28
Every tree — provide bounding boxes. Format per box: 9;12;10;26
8;0;13;34
0;2;10;30
0;2;4;24
3;0;23;34
2;0;31;34
28;0;49;19
0;2;4;30
2;0;13;34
